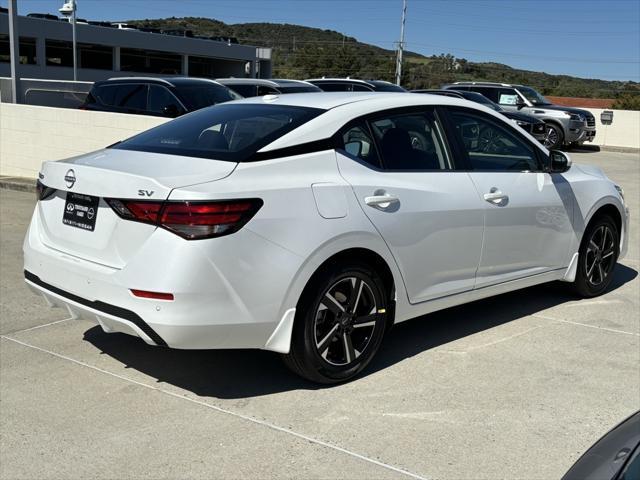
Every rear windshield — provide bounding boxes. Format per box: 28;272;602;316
175;84;242;109
112;103;324;161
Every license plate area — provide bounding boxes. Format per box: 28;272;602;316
63;192;99;231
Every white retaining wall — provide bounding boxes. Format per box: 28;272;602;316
0;103;168;178
583;108;640;150
1;103;638;180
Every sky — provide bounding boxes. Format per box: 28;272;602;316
3;0;640;82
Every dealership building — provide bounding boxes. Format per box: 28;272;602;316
0;10;272;82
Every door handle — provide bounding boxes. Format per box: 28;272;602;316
365;193;399;210
483;188;509;204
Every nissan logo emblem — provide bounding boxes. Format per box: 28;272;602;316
64;169;76;189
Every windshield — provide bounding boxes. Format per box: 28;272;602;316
113;103;324;161
518;86;551;105
176;84;242;110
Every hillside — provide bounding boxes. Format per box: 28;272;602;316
128;17;639;101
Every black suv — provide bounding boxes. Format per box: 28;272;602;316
306;78;407;92
413;89;546;143
80;77;241;117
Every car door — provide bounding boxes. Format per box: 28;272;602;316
336;107;484;303
445;107;574;288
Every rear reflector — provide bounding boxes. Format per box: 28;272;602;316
105;198;263;240
130;289;174;301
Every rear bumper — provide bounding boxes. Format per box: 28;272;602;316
23;212;304;351
25;270;167;346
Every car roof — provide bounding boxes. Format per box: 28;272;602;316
102;77;226;88
233;92;547;155
216;78;317;88
451;81;526;88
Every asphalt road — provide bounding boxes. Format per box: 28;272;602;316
1;150;638;480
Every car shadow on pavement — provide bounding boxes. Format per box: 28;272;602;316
83;264;637;399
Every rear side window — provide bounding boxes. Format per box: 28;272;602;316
340;122;380;168
257;85;280;96
94;85;117;105
175;84;241;110
370;112;451;171
316;83;350;92
113;103;324;162
113;84;147;110
224;84;257;98
470;87;499;103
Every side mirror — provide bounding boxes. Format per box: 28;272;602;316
549;150;572;173
515;97;526;110
162;104;181;117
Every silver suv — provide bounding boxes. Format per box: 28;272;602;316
444;82;596;149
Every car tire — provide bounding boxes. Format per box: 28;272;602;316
282;263;389;384
543;123;564;150
572;215;619;298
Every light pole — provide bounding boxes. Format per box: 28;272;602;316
395;0;407;86
59;0;77;81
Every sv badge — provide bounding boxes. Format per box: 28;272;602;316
138;190;154;197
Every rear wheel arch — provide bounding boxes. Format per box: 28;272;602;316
300;248;395;303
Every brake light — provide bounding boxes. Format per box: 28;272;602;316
105;199;263;240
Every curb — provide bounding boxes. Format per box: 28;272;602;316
0;177;36;194
572;145;640;154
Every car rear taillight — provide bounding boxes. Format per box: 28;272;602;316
36;180;56;201
105;199;263;240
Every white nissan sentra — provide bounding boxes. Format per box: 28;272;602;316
24;93;629;383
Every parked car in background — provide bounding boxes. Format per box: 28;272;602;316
306;78;407;92
28;92;628;383
562;411;639;480
443;82;596;150
414;89;546;143
80;77;241;117
216;78;321;97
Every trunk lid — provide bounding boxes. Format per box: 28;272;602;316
36;149;237;268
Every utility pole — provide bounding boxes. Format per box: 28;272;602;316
8;0;19;103
394;0;407;86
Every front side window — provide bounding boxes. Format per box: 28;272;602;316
113;104;324;162
496;88;520;106
369;112;451;171
147;85;182;114
449;109;539;171
340;122;380;168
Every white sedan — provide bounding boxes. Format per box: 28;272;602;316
24;93;629;383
